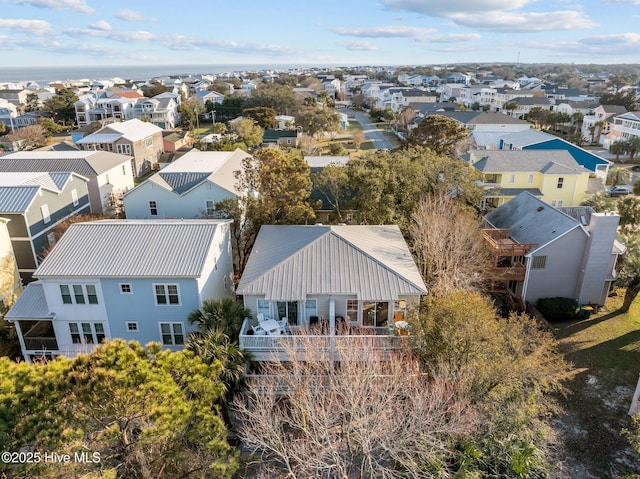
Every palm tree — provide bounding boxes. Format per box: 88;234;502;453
188;297;251;339
571;111;584;134
504;101;519;117
618;196;640;230
609;140;628;162
594;119;607;145
606;167;632;186
626;137;640;162
617;232;640;313
186;329;250;426
581;191;613;212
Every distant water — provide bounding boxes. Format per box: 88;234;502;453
0;64;341;86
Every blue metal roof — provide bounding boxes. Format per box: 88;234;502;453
522;139;610;172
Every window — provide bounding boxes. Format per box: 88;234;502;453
257;299;270;318
160;322;184;345
60;284;99;304
551;200;563;208
557;177;564;189
362;301;389;328
149;201;158;216
276;301;298;326
509;174;515;183
73;285;85;304
122;165;127;175
154;284;180;305
393;300;407;323
206;200;215;217
47;232;56;247
304;299;317;324
69;322;105;344
117;144;131;155
531;256;547;269
60;285;72;304
528;174;534;184
71;189;79;206
41;204;51;224
346;213;354;223
126;322;139;332
145;137;153;148
346;299;358;323
120;283;132;294
86;285;98;304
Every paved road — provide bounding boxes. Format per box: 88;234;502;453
344;109;396;150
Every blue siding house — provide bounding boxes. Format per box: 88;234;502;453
5;219;234;362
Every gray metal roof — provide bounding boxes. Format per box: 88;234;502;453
137;149;249;197
76;133;122;144
5;282;53;320
0;151;131;175
0;185;39;212
35;219;232;278
237;225;427;301
467;112;530;125
499;129;556;148
484;192;582;253
487;188;543;197
471;150;589;175
158;172;210;194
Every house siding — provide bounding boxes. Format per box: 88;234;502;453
124;181;237;219
525;228;587;304
196;222;234;301
100;277;201;350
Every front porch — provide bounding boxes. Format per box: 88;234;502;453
238;318;407;361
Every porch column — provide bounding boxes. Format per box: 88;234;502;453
329;299;335;337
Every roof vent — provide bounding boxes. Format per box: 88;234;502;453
537;206;544;212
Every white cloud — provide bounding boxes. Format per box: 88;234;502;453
89;20;111;31
450;10;597;31
11;0;94;14
115;9;151;22
64;27;156;42
0;18;54;35
332;25;480;43
159;35;300;56
601;0;640;3
332;25;436;41
339;40;378;51
380;0;531;16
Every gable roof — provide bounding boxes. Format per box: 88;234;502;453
237;225;427;301
484;192;583;254
0;171;80;213
129;148;250;197
470;150;589;175
77;119;162;144
34;219;232;278
0;151;132;176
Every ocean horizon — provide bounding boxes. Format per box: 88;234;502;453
0;63;356;86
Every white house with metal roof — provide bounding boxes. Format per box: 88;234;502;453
236;224;427;361
0;151;134;214
0;172;90;284
484;192;624;306
5;219;234;362
123;148;251;219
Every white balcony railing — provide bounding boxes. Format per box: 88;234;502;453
239;318;407;361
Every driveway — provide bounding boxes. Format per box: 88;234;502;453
345;109;396;150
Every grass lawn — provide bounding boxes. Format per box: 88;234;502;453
550;290;640;477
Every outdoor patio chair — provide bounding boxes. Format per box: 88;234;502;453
257;313;265;323
252;324;265;335
278;317;288;329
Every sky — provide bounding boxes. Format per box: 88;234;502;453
1;0;640;68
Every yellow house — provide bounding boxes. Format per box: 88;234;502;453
468;150;591;209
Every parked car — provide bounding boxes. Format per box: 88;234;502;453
608;186;632;197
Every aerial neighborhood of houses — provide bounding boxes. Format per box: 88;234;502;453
0;64;639;364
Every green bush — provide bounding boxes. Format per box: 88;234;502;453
536;297;579;321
